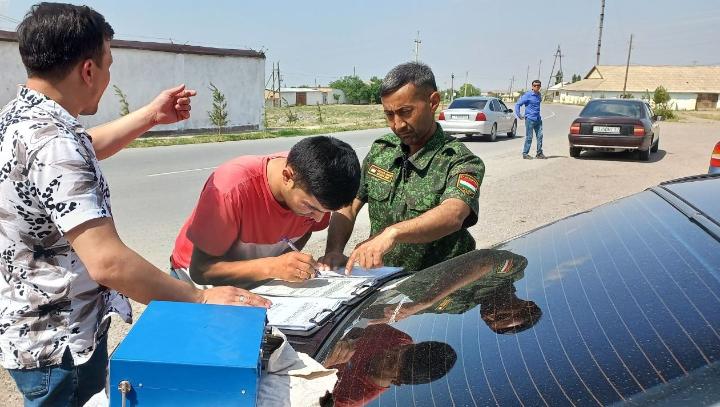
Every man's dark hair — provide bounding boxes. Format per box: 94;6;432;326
396;341;457;385
287;136;360;210
17;2;114;80
532;79;542;86
380;62;437;97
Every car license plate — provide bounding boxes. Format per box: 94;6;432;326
593;126;621;134
451;114;469;120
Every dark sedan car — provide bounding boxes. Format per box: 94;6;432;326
568;99;662;161
286;174;720;406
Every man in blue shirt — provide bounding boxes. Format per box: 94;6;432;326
515;80;546;159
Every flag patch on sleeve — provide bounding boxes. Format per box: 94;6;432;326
456;174;479;196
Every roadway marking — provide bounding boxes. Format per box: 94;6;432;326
147;166;217;177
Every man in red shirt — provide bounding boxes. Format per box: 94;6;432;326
171;136;361;287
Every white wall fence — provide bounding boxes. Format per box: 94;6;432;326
0;36;265;134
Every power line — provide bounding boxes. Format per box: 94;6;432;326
0;14;20;23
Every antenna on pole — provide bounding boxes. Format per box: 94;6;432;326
414;31;422;62
596;0;606;66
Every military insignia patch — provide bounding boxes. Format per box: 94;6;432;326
456;174;479;196
368;164;394;182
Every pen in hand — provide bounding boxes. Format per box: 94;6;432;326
281;237;320;278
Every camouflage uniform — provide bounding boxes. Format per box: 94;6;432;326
357;124;484;271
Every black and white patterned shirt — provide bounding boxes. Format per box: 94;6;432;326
0;86;131;369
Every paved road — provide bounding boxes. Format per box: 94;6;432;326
102;103;581;268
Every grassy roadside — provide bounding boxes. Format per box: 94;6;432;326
129;104;387;148
676;110;720;122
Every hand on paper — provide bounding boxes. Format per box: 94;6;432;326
200;286;272;308
317;251;349;271
345;228;397;273
270;251;318;282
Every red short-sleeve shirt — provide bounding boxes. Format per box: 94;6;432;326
170;154;330;269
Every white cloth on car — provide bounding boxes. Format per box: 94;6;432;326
257;328;338;407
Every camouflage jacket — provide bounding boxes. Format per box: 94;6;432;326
0;87;131;369
357;125;484;271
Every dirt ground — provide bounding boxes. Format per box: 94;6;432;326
1;117;718;406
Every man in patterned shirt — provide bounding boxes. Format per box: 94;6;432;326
319;62;485;273
0;3;269;405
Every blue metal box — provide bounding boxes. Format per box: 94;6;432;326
109;301;267;406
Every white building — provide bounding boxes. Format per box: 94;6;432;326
557;65;720;110
0;30;266;133
266;87;345;107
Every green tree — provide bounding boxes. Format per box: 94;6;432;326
652;85;675;119
571;74;581;83
653;86;670;106
112;85;130;116
554;70;563;85
457;83;481;97
329;76;370;104
207;82;229;135
367;76;383;104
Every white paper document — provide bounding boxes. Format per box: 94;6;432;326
251;276;373;299
265;296;343;331
345;265;404;280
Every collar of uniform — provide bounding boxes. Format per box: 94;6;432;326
405;123;446;171
17;86;84;133
376;124;446;171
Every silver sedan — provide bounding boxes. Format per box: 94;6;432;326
438;97;517;141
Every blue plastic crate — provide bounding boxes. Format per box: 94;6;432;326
109;301;267;406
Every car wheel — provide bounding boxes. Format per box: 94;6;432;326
569;146;581;158
638;148;651;161
651;137;659;153
507;120;517;137
486;123;497;142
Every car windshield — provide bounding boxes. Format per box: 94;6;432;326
448;99;487;110
580;100;645;118
317;188;720;406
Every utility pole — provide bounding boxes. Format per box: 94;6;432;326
353;66;356;76
596;0;606;66
271;62;276;107
622;34;633;98
509;76;515;100
537;60;542;81
277;61;281;107
525;65;530;90
450;73;455;101
464;71;468;96
544;45;563;101
414;31;422;62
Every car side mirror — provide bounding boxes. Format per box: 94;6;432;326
507;109;513;113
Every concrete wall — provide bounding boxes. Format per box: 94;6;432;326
558;90;702;111
0;40;265;133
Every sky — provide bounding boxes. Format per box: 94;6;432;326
0;0;718;92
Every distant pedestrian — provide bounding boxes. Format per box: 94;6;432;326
515;80;546;159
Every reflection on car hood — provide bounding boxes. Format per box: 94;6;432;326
318;181;720;406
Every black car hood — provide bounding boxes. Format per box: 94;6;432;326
317;179;720;406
